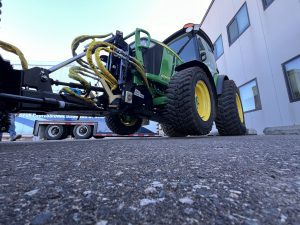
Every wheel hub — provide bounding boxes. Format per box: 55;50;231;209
79;126;88;134
195;80;211;121
119;115;137;126
235;94;244;123
48;126;60;137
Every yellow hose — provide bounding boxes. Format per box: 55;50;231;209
86;41;118;90
71;33;151;93
69;66;100;80
0;40;28;70
71;34;112;69
68;68;91;90
61;66;107;105
85;40;150;91
61;87;96;105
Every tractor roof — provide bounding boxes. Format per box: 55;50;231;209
163;24;214;51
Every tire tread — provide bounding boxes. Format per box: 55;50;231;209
215;80;246;136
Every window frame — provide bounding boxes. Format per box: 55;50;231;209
227;2;250;46
262;0;274;10
179;37;199;62
167;33;201;62
213;35;224;60
238;78;262;113
282;54;300;102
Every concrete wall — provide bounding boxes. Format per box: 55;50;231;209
201;0;300;133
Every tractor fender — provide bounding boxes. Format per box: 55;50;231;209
216;75;229;95
175;60;217;101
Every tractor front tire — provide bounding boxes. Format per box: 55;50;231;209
160;123;186;137
215;80;246;135
105;114;142;135
163;67;215;136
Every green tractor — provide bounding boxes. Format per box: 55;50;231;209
0;23;246;136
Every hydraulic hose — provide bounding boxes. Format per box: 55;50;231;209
68;67;91;91
70;33;152;96
86;41;118;90
61;86;96;105
71;34;112;69
61;65;111;106
64;35;113;105
0;40;28;70
69;66;100;81
86;40;150;91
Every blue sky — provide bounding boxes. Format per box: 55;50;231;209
0;0;211;62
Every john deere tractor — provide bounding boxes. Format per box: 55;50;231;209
0;23;246;137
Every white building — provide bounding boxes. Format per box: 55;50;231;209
201;0;300;133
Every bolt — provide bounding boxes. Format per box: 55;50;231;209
41;75;48;82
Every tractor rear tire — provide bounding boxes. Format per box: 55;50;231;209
163;67;215;136
215;80;246;135
160;123;186;137
105;114;142;135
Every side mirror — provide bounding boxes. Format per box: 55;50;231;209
200;52;207;61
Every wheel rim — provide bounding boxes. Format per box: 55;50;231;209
76;126;88;136
48;126;60;138
235;94;244;123
195;80;211;121
119;115;137;126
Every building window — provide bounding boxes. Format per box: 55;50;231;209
227;3;250;45
239;79;262;113
213;35;224;60
262;0;274;10
282;55;300;102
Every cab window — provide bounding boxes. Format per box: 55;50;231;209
198;35;213;53
168;35;197;62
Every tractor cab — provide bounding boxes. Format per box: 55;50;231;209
164;23;218;76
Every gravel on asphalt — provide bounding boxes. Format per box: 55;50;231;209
0;135;299;224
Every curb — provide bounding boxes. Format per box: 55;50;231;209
263;125;300;135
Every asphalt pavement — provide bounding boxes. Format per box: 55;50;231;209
0;135;299;225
